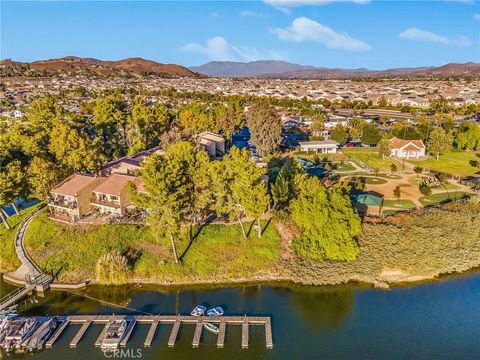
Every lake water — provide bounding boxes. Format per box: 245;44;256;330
1;273;480;360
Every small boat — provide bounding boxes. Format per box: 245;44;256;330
25;317;57;351
206;307;224;317
101;319;128;351
191;305;207;317
203;322;220;334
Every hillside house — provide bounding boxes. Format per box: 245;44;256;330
48;174;106;222
90;173;140;217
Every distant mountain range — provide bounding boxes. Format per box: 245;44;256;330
189;60;480;78
2;57;479;79
1;56;202;78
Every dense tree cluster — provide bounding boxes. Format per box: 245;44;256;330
269;158;361;261
129;143;269;262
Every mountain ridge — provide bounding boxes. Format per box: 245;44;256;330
189;60;480;78
1;56;202;78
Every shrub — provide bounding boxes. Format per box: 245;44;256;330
419;181;432;196
95;251;131;285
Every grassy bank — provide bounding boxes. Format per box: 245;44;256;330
25;212;282;283
23;202;480;287
0;204;42;272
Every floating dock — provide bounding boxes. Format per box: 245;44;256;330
40;314;273;349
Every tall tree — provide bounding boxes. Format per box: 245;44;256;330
361;123;381;145
247;101;282;158
127;97;171;154
377;137;392;159
291;180;361;261
224;147;269;238
129;142;195;263
330;124;348;143
427;127;452;160
93;95;127;159
27;156;61;200
49;123;102;172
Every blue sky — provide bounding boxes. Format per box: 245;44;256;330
1;1;479;69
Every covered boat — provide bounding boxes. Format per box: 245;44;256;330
25;317;57;351
101;319;128;351
1;317;38;351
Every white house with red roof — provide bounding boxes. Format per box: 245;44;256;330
389;137;426;159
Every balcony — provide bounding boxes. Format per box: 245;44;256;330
48;197;77;210
90;196;121;209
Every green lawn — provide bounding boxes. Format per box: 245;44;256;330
25;212;282;283
408;150;480;177
0;204;42;272
419;191;475;207
334;161;356;172
341;148;401;171
348;176;388;185
383;199;417;209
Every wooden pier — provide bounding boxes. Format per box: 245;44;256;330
44;314;273;349
143;321;158;347
69;320;91;348
45;319;69;348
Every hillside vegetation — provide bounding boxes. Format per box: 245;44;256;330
21;201;480;286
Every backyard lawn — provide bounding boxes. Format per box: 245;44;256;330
341;147;402;171
408;150;480;177
24;212;282;283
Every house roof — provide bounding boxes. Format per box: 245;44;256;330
299;140;339;148
198;131;225;142
93;174;137;196
389;137;424;150
51;174;98;197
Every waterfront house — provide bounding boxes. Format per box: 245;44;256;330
298;140;339;154
90;173;139;216
48;174;106;222
389;137;426;159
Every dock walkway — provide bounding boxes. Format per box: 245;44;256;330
46;314;273;349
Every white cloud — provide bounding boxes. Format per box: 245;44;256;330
474;13;480;20
210;12;220;18
399;28;471;47
270;17;371;52
181;36;288;62
240;10;265;17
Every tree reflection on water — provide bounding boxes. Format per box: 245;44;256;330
290;287;355;332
